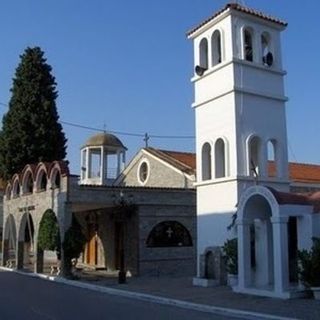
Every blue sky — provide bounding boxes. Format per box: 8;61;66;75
0;1;319;173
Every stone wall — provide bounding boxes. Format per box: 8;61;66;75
119;151;194;189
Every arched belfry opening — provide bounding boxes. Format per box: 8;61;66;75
80;132;127;186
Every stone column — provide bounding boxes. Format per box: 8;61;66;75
34;238;44;274
271;216;289;295
237;219;252;289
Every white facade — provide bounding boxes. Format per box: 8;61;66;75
189;7;290;277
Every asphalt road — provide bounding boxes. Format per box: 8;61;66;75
0;271;241;320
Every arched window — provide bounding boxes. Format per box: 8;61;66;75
261;32;272;66
211;30;222;66
146;221;192;247
215;138;226;178
199;38;208;70
51;170;61;189
243;28;253;62
39;172;48;191
248;136;261;177
5;185;11;200
23;172;33;194
202;143;212;181
267;140;277;177
12;179;20;198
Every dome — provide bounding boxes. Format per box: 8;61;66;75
83;132;127;149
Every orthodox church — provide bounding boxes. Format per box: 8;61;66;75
1;2;320;300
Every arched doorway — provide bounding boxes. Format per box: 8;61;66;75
18;213;35;270
2;215;17;267
241;194;274;289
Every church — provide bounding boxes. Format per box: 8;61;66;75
1;2;320;300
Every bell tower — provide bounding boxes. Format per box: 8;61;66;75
188;3;289;276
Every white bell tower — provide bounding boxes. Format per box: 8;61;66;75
188;3;290;276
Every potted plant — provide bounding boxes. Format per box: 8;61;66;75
298;237;320;299
222;238;238;287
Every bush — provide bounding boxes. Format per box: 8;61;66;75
222;238;238;275
62;217;86;270
38;209;61;256
298;237;320;287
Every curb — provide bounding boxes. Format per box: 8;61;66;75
0;267;298;320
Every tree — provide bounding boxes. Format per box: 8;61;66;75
38;209;61;257
0;46;67;179
62;216;86;276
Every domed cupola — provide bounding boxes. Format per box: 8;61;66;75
80;132;127;186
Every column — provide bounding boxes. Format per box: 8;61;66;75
116;151;121;177
2;240;9;266
100;146;105;184
86;147;90;180
271;216;289;295
237;219;252;289
259;142;268;177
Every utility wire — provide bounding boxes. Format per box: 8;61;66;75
0;101;195;140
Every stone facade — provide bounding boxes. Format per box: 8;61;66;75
2;159;196;277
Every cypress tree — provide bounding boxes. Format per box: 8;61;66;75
0;47;67;179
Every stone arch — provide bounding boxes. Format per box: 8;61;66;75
2;214;17;266
11;175;20;198
35;163;49;192
37;209;61;274
146;221;192;247
5;183;11;200
18;212;35;269
49;165;61;189
22;168;34;195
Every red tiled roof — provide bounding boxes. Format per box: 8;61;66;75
269;162;320;184
187;2;287;37
145;148;196;175
146;149;320;185
268;187;320;213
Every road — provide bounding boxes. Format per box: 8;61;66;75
0;271;242;320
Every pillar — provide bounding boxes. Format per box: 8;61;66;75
271;216;289;294
2;240;9;266
237;219;252;289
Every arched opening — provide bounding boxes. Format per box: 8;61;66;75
202;142;212;181
267;140;277;177
23;172;34;194
261;32;272;66
242;194;274;288
146;221;192;247
199;38;208;70
38;209;61;274
38;170;48;191
51;169;61;189
19;213;35;270
2;215;17;267
5;185;11;200
12;179;20;198
248;136;261;177
211;30;222;66
243;28;253;62
215;138;226;178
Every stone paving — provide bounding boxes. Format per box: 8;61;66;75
78;270;320;320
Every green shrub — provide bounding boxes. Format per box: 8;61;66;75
222;238;238;275
38;209;61;256
298;237;320;287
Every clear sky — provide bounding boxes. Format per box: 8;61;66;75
0;0;319;174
